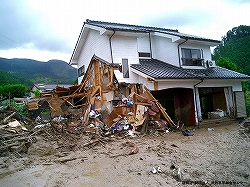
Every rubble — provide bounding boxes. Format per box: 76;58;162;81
0;57;180;158
0;57;249;186
0;81;179;158
23;67;179;141
239;117;250;138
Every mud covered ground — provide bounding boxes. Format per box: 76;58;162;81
0;119;249;187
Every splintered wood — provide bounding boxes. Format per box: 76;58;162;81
27;55;176;132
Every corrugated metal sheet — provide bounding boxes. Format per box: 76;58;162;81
234;91;247;118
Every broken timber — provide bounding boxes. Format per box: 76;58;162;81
27;55;176;133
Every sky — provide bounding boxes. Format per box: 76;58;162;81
0;0;249;63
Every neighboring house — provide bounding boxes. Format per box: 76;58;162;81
70;19;250;125
31;84;72;97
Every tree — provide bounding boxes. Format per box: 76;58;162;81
0;70;33;87
221;25;250;45
215;57;237;71
34;90;41;97
213;25;250;75
1;84;27;98
213;25;250;116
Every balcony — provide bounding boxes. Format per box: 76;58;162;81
182;58;204;66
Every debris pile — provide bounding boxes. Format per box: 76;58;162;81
25;84;178;139
1;57;181;157
0;106;36;157
24;56;178;139
239;118;250;138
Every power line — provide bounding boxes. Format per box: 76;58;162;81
0;37;19;49
0;32;28;49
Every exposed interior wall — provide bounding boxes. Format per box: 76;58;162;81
152;88;196;126
198;87;227;119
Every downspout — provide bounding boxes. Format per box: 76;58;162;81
109;30;115;63
148;32;152;58
178;38;188;67
193;78;204;127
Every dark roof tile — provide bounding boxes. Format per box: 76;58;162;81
85;19;220;43
131;59;250;80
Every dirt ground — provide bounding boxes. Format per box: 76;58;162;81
0;119;249;187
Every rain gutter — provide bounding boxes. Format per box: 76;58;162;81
109;30;116;63
149;32;152;58
193;78;204;127
178;38;188;67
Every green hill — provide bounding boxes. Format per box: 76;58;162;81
0;70;33;87
0;57;77;85
213;25;250;75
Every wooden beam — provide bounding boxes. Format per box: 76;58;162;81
94;60;101;86
134;102;152;106
154;81;158;91
91;86;101;97
144;86;176;127
129;92;149;103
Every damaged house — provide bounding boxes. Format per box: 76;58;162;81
68;19;250;126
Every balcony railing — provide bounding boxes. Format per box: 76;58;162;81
182;58;203;66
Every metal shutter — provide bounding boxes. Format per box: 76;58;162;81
234;91;247;118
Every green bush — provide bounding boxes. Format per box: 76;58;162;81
34;90;41;97
0;84;27;98
1;100;28;115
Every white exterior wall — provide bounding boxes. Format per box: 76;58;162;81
195;79;243;91
137;35;150;53
112;35;139;64
151;36;179;66
155;79;243;91
77;30;111;83
112;35;140;83
201;46;212;62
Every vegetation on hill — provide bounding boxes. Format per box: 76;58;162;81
0;58;77;85
212;25;250;116
0;71;33;87
213;25;250;75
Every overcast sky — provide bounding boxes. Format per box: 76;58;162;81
0;0;249;63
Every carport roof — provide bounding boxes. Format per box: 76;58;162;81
130;59;250;80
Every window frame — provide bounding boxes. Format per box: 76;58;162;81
78;65;85;77
122;58;129;78
138;52;151;58
181;48;203;66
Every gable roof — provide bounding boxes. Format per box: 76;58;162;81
131;59;250;80
85;19;220;43
70;19;221;64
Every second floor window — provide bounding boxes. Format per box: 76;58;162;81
181;48;203;66
122;59;129;78
138;52;151;58
78;65;85;77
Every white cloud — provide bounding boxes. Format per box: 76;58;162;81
0;48;70;62
0;0;249;62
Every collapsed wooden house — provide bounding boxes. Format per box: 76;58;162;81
27;55;176;133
